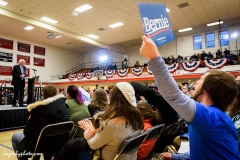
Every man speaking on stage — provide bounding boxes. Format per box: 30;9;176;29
11;59;27;107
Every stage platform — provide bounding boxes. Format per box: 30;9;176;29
0;105;28;131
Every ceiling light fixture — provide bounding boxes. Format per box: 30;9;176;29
24;26;34;30
0;0;8;6
75;4;92;13
88;34;99;39
41;17;58;24
207;21;223;26
178;27;193;32
109;22;124;28
166;8;170;12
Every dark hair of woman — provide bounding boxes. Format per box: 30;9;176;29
229;80;240;118
137;102;162;126
67;85;84;105
102;86;143;130
90;88;108;110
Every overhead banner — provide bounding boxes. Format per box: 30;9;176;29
0;38;14;49
34;57;45;67
17;54;30;65
18;42;30;53
0;65;12;75
34;45;45;56
138;3;175;47
0;51;13;62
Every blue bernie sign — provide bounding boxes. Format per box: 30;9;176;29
138;3;175;47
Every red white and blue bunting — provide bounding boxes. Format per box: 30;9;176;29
168;63;179;73
204;58;228;69
182;61;200;72
77;73;85;80
68;74;76;81
117;68;129;77
131;67;144;76
85;72;93;79
146;67;152;74
105;70;115;78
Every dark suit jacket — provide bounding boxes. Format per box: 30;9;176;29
11;65;26;86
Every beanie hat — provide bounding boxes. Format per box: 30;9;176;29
116;82;137;107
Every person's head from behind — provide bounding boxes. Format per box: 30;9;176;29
67;85;84;105
103;82;143;130
91;88;108;110
18;59;25;66
137;102;162;126
229;80;240;118
43;85;58;99
193;70;237;111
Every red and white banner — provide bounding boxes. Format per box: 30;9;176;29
0;38;14;50
204;58;228;69
0;65;12;75
34;57;45;67
17;54;30;65
34;45;45;56
18;42;30;53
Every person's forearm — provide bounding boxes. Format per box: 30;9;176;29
147;56;196;123
172;151;190;160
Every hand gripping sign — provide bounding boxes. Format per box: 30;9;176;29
138;3;175;47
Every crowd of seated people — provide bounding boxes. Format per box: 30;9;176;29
0;88;14;105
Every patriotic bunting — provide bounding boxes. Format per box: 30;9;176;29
105;70;115;78
85;72;93;79
117;68;129;77
77;73;85;80
182;61;200;72
168;63;179;73
69;74;76;81
204;58;228;69
131;67;144;76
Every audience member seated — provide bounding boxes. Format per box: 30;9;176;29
11;85;69;160
137;102;162;160
134;61;141;67
190;53;198;61
216;49;222;58
207;52;213;60
87;88;108;117
224;48;230;58
56;82;144;160
66;85;91;138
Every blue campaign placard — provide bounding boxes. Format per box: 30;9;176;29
138;3;175;47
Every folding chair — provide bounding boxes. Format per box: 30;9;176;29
143;124;165;160
113;131;149;160
162;118;184;136
31;121;74;160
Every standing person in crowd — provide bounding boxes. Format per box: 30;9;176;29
66;85;91;138
137;102;162;160
216;49;222;58
11;59;27;107
140;35;239;159
87;88;108;117
11;85;69;160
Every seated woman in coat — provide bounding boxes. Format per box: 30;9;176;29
11;85;69;160
66;85;91;138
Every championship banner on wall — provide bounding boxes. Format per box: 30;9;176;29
34;45;45;56
0;51;13;62
34;57;45;67
0;38;14;49
17;54;30;65
18;42;30;53
138;3;175;47
0;65;12;75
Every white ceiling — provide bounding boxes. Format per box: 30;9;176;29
0;0;239;53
